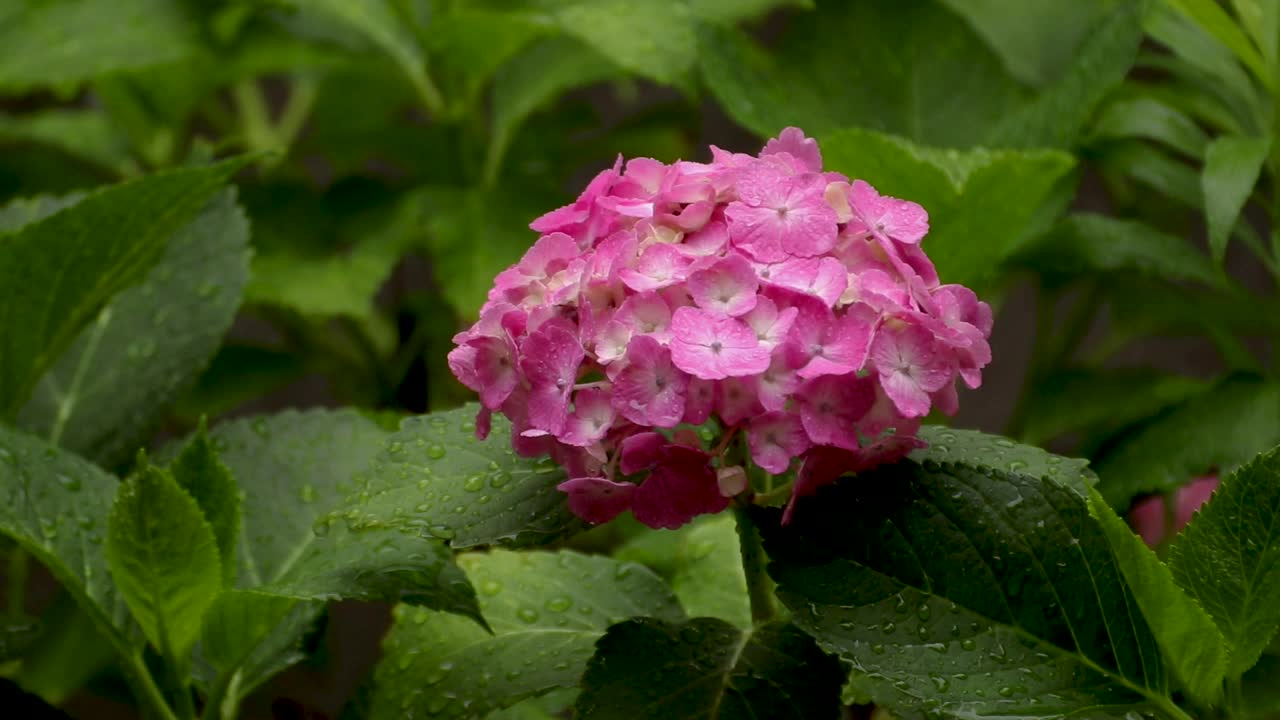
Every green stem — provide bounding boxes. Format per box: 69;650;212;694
6;548;27;618
1227;674;1245;719
733;504;774;626
120;651;180;720
201;670;242;720
231;80;276;153
275;77;320;150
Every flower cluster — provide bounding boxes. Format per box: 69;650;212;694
449;128;992;528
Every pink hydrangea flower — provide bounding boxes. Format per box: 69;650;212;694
1129;476;1220;547
449;127;993;529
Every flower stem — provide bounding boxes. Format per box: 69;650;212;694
733;504;775;625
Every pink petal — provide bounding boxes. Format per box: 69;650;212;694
631;450;729;529
748;412;810;474
762;127;823;173
670;306;771;380
611;335;687;427
796;374;875;450
687;253;760;317
558;477;635;525
620;432;665;474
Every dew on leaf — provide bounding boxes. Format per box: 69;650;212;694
517;608;539;623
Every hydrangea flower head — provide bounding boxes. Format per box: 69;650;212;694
449;128;993;529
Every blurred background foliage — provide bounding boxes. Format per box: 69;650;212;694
4;0;1280;716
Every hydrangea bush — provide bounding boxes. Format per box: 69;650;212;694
449;129;992;528
5;1;1280;720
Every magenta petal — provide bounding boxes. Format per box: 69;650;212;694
558;477;636;525
620;432;666;474
631;461;729;530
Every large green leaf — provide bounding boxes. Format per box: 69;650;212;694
370;550;685;720
189;409;481;698
106;464;222;661
759;460;1177;718
245;245;398;325
937;0;1124;86
197;592;321;704
0;110;136;175
986;0;1144;149
1088;488;1227;705
1169;446;1280;676
698;0;1026;146
17;189;250;466
0;425;130;646
1164;0;1273;86
552;0;695;87
0;0;198;90
1203;135;1270;262
576;618;844;719
615;514;751;629
334;404;580;548
821;128;1074;288
0;158;247;418
1096;377;1280;507
912;425;1096;495
1013;213;1226;288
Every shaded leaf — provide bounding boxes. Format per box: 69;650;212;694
576;618;844;720
1089;96;1210;158
821;128;1074;288
200;591;298;673
1088;488;1227;704
1169;445;1280;675
1165;0;1273;86
106;465;222;660
370;550;684;720
17;189;251;466
337;404;581;548
0;110;136;174
1013;213;1225;288
759;460;1174;718
553;0;695;86
0;0;198;90
0;158;248;417
912;425;1096;495
1019;368;1210;449
1096;376;1280;507
698;0;1026;146
1203;134;1270;262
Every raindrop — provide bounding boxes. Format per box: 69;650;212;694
387;441;404;455
917;604;931;621
426;445;446;460
56;473;81;491
489;471;512;488
545;596;573;612
881;622;896;635
480;580;502;596
517;608;540;624
463;475;485;492
299;484;316;503
998;686;1015;698
960;639;976;651
870;643;886;655
928;673;950;692
426;525;456;540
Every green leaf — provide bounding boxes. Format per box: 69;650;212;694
576;618;845;719
0;426;131;648
169;422;241;587
1013;213;1225;288
912;425;1096;495
199;591;298;673
486;37;619;183
698;0;1026;146
245;245;399;324
106;464;222;661
18;189;250;467
1203;134;1270;262
759;461;1176;718
615;514;751;629
0;0;199;90
418;186;551;317
0;157;248;418
257;524;480;620
1090;96;1211;158
1096;376;1280;507
290;0;441;110
0;110;136;175
201;408;386;587
1165;0;1274;87
820;128;1075;288
1242;654;1280;719
690;0;811;23
1088;488;1227;705
1169;446;1280;676
937;0;1124;86
986;0;1144;149
1232;0;1280;69
1018;369;1210;449
552;0;695;86
370;550;685;720
1145;3;1262;127
337;404;581;548
427;8;549;116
